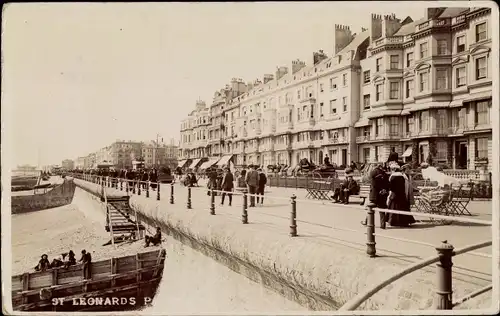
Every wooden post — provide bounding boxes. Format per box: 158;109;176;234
170;183;174;204
242;189;248;224
110;258;116;287
210;189;216;215
366;203;376;257
290;194;297;237
435;240;454;310
157;182;161;200
187;186;192;209
136;254;142;298
52;268;58;286
22;273;29;304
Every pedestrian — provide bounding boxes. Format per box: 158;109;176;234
79;249;92;280
385;162;416;227
256;168;267;204
362;163;389;229
245;165;259;207
220;167;234;206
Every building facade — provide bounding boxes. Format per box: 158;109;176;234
61;159;75;170
179;6;492;171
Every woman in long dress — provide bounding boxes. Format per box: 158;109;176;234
386;163;416;227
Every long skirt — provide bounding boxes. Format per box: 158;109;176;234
387;196;416;227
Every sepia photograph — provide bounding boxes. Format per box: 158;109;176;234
1;1;498;314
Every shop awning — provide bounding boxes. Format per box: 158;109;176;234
200;158;220;170
178;160;188;168
449;99;464;108
401;147;413;158
188;158;202;169
354;118;371;127
463;90;491;103
216;155;233;167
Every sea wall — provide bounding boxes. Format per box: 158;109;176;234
73;179;491;311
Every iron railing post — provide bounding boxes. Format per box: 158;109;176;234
157;182;161;200
146;181;150;198
170;183;174;204
210;189;216;215
290;194;297;237
242;189;248;224
187;186;192;209
138;181;141;195
435;240;454;310
366;203;376;257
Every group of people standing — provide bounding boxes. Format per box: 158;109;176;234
362;152;416;229
205;165;267;207
34;249;92;278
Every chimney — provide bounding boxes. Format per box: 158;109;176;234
263;74;274;84
291;59;306;74
247;82;254;91
361;27;368;32
275;66;288;80
370;14;383;42
334;24;354;54
382;14;402;38
253;79;262;87
313;49;328;65
426;7;445;20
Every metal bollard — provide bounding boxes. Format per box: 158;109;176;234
187;186;192;209
170;183;174;204
242;189;248;224
157;182;161;200
435;240;454;310
366;203;376;257
120;180;123;191
132;181;136;194
138;182;141;195
290;195;297;237
210;189;216;215
146;181;150;198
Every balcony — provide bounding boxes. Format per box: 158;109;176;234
452;15;466;25
356;135;372;143
300;96;316;105
324;136;348;145
374;36;403;47
274;143;291;151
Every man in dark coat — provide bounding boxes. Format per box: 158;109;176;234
362;163;390;229
220;167;234;206
79;250;92;280
256;168;267;204
35;254;50;271
145;227;162;247
332;168;359;204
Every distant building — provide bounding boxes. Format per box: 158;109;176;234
16;164;37;171
61;159;75;170
75;156;86;169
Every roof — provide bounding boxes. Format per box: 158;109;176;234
337;29;370;55
393;18;427;36
438;7;469;18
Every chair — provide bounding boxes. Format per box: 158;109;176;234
446;183;473;216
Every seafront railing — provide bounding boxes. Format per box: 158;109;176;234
69;173;493;310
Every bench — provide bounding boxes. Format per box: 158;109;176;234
349;184;370;205
306;179;335;200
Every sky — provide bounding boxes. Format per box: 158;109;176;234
2;1;460;166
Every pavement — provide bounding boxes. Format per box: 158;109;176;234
103;177;494;285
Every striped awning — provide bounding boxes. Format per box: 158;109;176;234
188;158;202;169
178;160;189;168
402;147;413;158
216;155;233;167
200;158;220;170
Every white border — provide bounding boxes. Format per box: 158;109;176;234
1;1;499;315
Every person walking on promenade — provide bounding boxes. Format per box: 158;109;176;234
256;168;267;204
362;163;390;229
141;169;149;189
150;168;158;190
207;168;218;196
237;169;247;190
245;165;259;207
385;163;416;227
221;167;234;206
79;250;92;280
401;164;416;209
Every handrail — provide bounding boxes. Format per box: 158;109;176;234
452;284;492;307
102;181;116;249
339;240;492;311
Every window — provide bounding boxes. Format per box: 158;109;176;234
406;52;413;67
475;101;489;125
342;97;347;112
389;117;399;136
475;22;487;42
456;67;466;87
436;69;448;90
419;111;429;131
419;42;428;58
363;127;370;137
376;118;383;136
376;84;383;101
363;94;370;110
390;55;399;69
342;73;347;86
375;146;381;162
389;82;399;99
330;77;337;90
476;57;487;80
475;137;488;159
319;102;324;117
297;90;301;100
419;72;428;92
406;80;414;98
376;58;382;72
363;70;370;84
456;35;466;53
436;141;447;160
330;99;337;114
363;148;370;163
320;83;324;92
406;116;414;135
436;109;447;131
437;39;447;55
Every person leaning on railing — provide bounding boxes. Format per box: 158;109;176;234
361;162;390;229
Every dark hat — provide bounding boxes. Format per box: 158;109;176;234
344;167;353;175
41;254;48;259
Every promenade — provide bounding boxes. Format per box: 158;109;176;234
73;176;493;310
